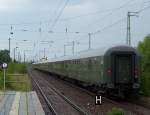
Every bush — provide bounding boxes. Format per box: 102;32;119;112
140;72;150;96
138;34;150;96
107;107;124;115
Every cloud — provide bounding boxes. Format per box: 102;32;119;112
65;0;97;14
0;0;30;11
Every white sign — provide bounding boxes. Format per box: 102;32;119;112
95;95;102;105
2;63;7;69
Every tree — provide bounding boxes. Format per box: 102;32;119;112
138;34;150;96
0;50;11;63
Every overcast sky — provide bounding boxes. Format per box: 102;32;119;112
0;0;150;61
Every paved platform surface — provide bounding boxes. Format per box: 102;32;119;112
0;91;45;115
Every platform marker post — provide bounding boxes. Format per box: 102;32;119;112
4;68;6;91
2;63;8;92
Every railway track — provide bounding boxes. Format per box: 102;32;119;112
48;73;146;114
29;69;89;115
29;71;57;115
50;74;150;115
33;69;150;115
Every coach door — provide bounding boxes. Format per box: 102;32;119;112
114;54;133;84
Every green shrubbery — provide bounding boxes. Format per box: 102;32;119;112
138;34;150;96
0;50;11;63
7;62;27;74
0;62;31;91
107;107;124;115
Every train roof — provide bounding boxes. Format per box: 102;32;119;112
33;44;138;64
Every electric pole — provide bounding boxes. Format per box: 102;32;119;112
8;38;11;57
14;48;15;62
39;22;42;39
88;33;91;50
66;27;69;43
24;50;25;64
14;47;18;62
44;48;46;58
14;47;16;62
9;25;13;58
72;41;75;55
66;27;68;33
64;41;79;56
64;45;66;56
24;50;31;63
126;12;138;46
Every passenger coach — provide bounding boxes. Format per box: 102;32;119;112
33;45;140;98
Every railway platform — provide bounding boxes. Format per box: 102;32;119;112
0;91;45;115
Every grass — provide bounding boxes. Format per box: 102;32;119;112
7;62;27;74
107;107;124;115
6;74;31;91
0;62;31;91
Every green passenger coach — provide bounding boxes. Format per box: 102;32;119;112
33;45;140;98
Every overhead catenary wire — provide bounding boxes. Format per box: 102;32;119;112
2;5;150;36
86;0;142;28
46;0;66;27
138;4;150;12
1;3;150;35
2;1;149;62
0;0;134;27
91;3;150;35
60;0;137;21
92;18;126;35
0;0;149;27
42;0;69;41
50;0;69;31
85;0;150;29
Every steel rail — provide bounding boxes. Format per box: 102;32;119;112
51;74;144;114
30;70;89;115
31;68;148;115
47;83;89;115
29;72;58;115
51;74;145;115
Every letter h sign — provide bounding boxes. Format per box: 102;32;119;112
95;95;102;105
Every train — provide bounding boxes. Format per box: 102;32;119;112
33;45;140;98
